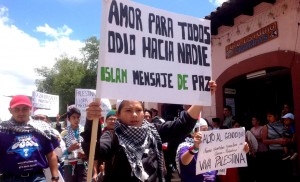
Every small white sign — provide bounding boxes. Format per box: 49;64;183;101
75;89;111;126
32;91;59;117
196;128;247;174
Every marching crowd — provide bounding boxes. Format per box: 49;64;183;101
0;80;298;182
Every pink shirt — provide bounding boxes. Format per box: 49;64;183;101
250;126;268;152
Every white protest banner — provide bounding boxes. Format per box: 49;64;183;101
196;128;247;174
75;89;112;126
96;0;212;105
32;91;59;117
75;89;96;126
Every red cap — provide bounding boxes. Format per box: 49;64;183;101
10;95;32;109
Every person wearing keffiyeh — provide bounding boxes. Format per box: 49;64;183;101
81;81;218;182
176;118;218;182
61;106;87;182
176;118;250;182
0;95;59;182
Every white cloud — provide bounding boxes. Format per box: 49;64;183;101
36;24;73;39
209;0;227;6
0;7;9;23
0;6;84;97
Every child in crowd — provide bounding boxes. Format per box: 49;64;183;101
61;106;87;182
281;113;297;160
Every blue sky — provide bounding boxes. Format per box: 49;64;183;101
0;0;224;98
3;0;220;41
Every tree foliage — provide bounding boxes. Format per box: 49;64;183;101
81;36;99;72
80;36;99;89
35;36;99;114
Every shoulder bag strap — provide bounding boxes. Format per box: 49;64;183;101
267;123;282;137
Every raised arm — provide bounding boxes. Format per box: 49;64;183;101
158;81;217;143
187;80;216;119
180;132;201;165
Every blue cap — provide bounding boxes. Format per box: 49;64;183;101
282;113;294;120
106;110;116;119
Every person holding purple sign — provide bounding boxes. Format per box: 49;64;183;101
176;118;218;182
176;118;250;182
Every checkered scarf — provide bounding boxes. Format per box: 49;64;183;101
175;137;194;175
64;125;84;149
0;118;55;140
115;120;164;181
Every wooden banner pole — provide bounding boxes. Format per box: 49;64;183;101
86;98;100;182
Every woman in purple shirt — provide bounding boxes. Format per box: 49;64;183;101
176;118;218;182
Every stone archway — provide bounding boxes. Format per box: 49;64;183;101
215;50;299;119
215;50;300;169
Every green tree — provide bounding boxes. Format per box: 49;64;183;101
81;36;99;72
35;36;100;114
80;36;99;89
35;56;86;114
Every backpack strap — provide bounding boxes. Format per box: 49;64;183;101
267;123;282;138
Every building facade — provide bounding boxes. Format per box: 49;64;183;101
204;0;300;170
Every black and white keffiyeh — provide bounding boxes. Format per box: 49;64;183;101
64;125;84;149
115;120;164;182
0;118;55;140
175;137;194;175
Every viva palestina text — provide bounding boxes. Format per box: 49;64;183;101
196;128;248;174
